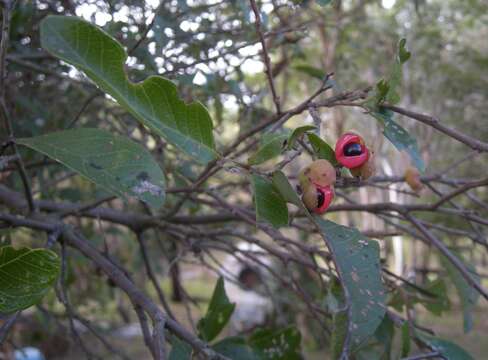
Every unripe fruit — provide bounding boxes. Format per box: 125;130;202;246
335;132;369;169
302;183;334;214
298;159;336;189
405;166;423;192
299;159;336;214
350;152;376;180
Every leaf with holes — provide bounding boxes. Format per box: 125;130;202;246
440;252;480;333
252;175;288;228
40;16;217;164
212;337;256;360
314;218;387;351
370;108;425;172
248;133;288;165
197;277;236;342
18;128;166;208
249;326;301;360
0;246;60;313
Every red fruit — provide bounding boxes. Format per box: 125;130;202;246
335;133;369;169
302;184;334;214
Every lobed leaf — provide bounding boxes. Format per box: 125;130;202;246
18;128;166;208
40;16;217;164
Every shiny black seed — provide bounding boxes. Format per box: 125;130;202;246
344;142;363;156
316;188;325;208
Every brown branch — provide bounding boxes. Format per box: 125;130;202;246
384;104;488;152
249;0;281;114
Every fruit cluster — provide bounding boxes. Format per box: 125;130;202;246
299;132;374;214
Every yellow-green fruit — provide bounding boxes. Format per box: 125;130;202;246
405;166;423;192
302;184;319;210
299;159;336;189
350;155;375;180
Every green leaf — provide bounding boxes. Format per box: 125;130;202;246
371;315;394;359
370;108;425;172
293;64;326;80
398;38;411;64
18;128;166;208
307;133;338;165
421;278;450;316
271;171;305;210
168;337;192;360
213;337;257;360
197;277;236;342
400;322;411;358
331;310;349;359
0;246;60;313
368;38;410;106
249;326;302;360
248;133;288;165
419;335;474;360
440;252;480;333
286;125;316;150
40;16;217;165
314;218;387;351
251;175;288;228
317;0;333;6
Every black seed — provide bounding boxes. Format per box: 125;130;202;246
316;188;325;208
344;143;363;156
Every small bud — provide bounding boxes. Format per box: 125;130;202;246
350;153;376;180
405;166;423;192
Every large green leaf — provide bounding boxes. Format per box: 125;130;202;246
40;16;217;165
370;108;425;172
197;277;236;342
18;128;166;208
440;252;480;333
248;133;288;165
0;246;60;313
249;326;302;360
251;175;288;228
314;218;386;351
